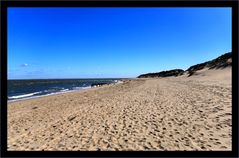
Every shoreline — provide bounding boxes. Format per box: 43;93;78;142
8;87;91;103
8;80;125;103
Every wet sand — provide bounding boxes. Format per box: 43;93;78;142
7;67;231;151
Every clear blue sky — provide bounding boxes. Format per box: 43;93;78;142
8;7;231;79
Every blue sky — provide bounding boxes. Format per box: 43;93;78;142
8;7;231;79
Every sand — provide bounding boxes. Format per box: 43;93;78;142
7;67;232;151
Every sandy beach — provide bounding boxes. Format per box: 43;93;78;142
7;67;231;151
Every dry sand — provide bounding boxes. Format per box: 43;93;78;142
7;67;232;151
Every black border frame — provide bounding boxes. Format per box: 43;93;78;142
1;0;238;157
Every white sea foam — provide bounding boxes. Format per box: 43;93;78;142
8;92;42;99
60;89;69;92
73;86;91;90
73;87;82;90
82;86;91;89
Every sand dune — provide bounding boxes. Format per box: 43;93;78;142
7;68;231;151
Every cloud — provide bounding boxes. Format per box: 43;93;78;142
20;63;29;67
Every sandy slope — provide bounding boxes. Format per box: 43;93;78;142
7;68;231;151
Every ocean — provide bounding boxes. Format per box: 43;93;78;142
8;79;122;101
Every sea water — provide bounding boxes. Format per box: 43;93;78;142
8;79;122;101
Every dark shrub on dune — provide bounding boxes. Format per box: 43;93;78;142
138;69;184;78
186;52;231;76
207;52;232;69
